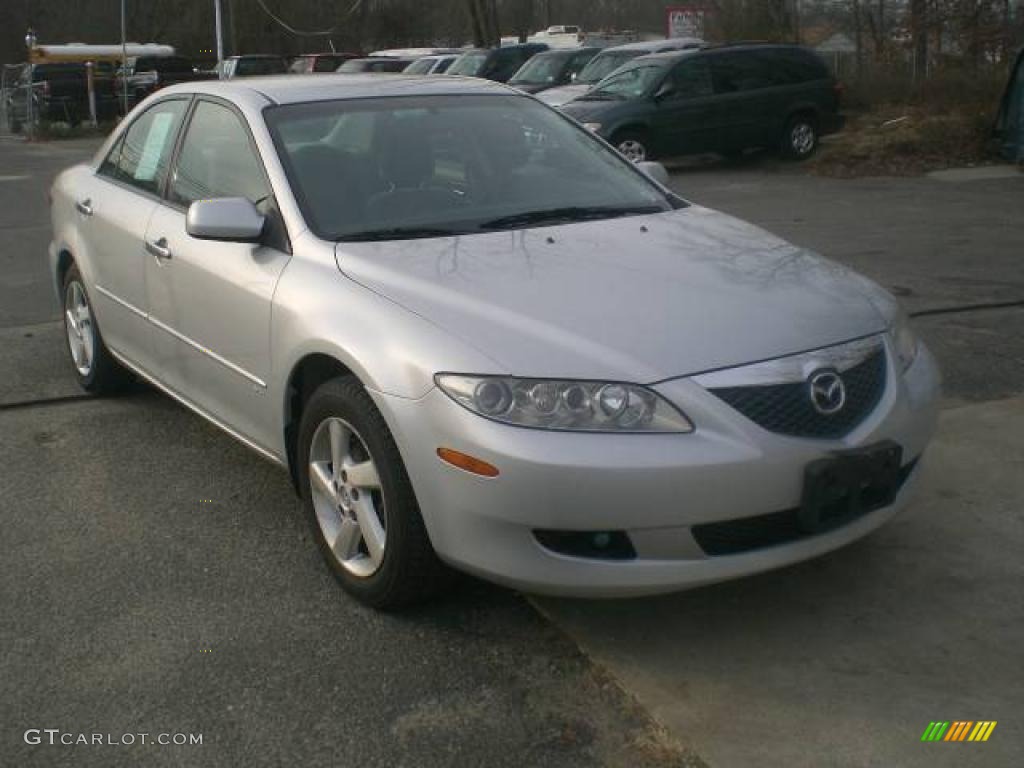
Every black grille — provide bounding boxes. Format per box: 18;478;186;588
692;459;918;557
708;348;887;439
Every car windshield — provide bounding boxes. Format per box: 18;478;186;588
576;51;642;84
404;58;435;75
580;62;667;100
510;54;570;85
447;53;487;77
266;94;674;242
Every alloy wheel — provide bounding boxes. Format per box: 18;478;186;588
64;280;95;377
790;122;816;156
617;139;647;163
308;417;387;578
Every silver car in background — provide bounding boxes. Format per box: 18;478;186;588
49;75;940;608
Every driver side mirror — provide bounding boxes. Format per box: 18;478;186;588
186;197;266;242
653;81;675;101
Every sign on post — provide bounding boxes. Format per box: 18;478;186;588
666;5;710;40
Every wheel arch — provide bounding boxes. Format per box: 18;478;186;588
282;352;358;491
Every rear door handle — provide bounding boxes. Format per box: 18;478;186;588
145;237;172;261
75;198;93;216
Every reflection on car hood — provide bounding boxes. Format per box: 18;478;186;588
559;100;618;122
334;206;890;382
536;83;590;106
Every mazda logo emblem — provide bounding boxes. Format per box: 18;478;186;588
808;370;846;415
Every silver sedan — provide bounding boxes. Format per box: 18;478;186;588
49;75;940;607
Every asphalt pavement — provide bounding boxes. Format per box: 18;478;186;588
1;137;1021;767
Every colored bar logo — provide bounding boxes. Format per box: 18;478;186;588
921;721;997;742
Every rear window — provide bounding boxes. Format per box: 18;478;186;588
235;57;286;76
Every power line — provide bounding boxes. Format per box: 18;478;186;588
251;0;363;37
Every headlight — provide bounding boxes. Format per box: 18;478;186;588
890;312;920;372
582;122;602;132
435;374;694;433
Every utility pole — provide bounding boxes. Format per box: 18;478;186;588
121;1;128;114
24;28;36;140
214;0;225;77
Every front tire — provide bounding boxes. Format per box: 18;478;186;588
297;376;449;608
612;129;652;163
61;264;131;393
782;114;819;160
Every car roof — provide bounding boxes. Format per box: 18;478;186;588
159;73;517;105
602;38;703;53
530;46;600;59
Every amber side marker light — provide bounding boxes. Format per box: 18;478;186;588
436;447;500;477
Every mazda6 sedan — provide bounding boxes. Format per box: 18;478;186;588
50;75;940;608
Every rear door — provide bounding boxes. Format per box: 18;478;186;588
81;97;189;370
709;51;776;150
144;97;290;448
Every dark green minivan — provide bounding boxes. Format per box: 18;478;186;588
560;43;844;162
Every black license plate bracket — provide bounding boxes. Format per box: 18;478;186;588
799;440;903;533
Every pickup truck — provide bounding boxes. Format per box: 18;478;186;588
118;56;215;111
5;62;119;131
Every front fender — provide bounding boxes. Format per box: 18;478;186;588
269;249;504;455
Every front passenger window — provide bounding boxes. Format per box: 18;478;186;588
169;100;269;206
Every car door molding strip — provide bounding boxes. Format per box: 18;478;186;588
95;282;267;390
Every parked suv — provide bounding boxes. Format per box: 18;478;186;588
508;47;600;93
561;44;844;162
446;43;549;83
6;62;119;131
538;38;703;107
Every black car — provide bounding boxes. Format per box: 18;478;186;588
5;62;119;131
561;44;844;162
507;47;600;93
118;55;214;111
336;57;416;74
446;43;549;83
217;55;288;78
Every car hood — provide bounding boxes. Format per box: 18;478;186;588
559;99;622;123
536;83;590;106
510;82;552;94
334;206;891;383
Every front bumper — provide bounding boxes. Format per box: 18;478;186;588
374;340;940;597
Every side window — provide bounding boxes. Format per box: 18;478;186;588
101;99;187;195
169;100;269;206
669;58;714;99
712;53;772;94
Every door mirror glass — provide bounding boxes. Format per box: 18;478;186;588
637;161;670;186
186;197;265;242
653;80;675;100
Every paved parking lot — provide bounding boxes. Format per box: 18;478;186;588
2;137;1021;766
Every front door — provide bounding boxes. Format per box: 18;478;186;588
144;98;290;450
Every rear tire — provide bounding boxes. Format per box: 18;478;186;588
297;375;450;609
612;129;652;163
781;114;819;160
61;264;132;394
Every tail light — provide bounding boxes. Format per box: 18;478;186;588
833;80;845;104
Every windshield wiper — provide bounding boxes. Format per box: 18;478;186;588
576;91;626;101
338;226;467;242
479;205;665;231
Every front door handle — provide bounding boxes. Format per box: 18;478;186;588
75;198;93;216
145;237;172;261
